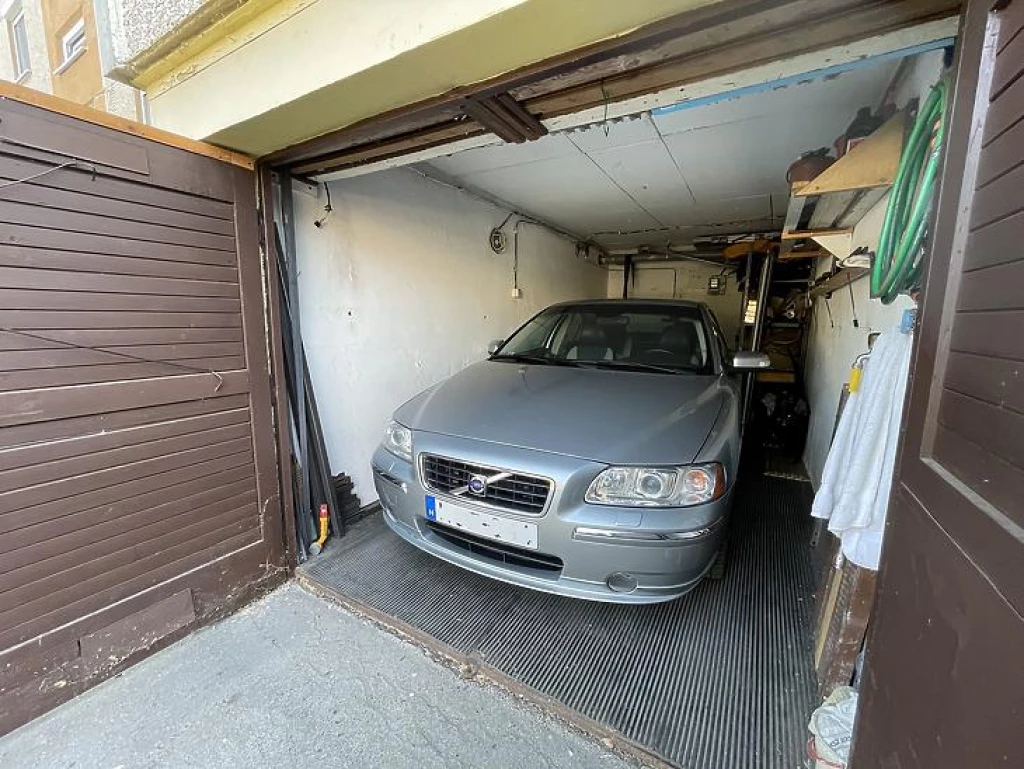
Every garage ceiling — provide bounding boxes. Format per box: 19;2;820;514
418;58;899;250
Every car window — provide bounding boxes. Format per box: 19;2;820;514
494;304;713;374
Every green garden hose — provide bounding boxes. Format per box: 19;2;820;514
871;79;949;304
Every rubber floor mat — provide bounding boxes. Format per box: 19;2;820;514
301;477;818;769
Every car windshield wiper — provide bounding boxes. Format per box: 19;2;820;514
489;353;582;367
581;359;688;375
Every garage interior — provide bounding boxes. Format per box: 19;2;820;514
5;0;1022;765
278;38;947;769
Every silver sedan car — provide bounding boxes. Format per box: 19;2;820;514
372;299;769;603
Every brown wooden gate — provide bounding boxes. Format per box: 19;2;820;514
0;88;286;734
851;1;1024;765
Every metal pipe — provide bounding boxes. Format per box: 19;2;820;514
750;251;775;351
280;174;312;554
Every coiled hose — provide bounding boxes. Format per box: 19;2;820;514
871;79;949;304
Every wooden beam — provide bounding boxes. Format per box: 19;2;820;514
0;80;254;169
268;0;958;171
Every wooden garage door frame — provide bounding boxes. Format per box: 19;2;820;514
266;0;962;177
0;84;289;734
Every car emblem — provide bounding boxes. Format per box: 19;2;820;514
467;475;488;496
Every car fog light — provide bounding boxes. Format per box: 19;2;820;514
606;572;639;593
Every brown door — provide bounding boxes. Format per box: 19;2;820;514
0;91;285;733
851;2;1024;766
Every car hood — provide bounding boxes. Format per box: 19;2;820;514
395;360;726;465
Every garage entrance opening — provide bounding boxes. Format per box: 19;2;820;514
286;40;950;769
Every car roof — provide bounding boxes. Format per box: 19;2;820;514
546;298;706;310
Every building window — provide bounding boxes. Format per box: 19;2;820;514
56;17;85;71
7;7;31;80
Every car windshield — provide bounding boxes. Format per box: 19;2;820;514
492;303;714;374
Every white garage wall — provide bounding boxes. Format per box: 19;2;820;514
802;50;944;487
606;262;744;342
294;168;608;502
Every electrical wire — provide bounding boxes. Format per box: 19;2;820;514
0;159;97;189
1;327;226;390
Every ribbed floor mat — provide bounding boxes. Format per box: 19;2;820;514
301;477;818;769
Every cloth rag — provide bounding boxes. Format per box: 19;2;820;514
811;326;913;570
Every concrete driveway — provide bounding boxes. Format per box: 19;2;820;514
0;584;635;769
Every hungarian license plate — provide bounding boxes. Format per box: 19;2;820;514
425;495;538;550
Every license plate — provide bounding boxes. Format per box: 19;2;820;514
425;495;538;550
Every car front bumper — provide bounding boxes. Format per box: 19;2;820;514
371;433;730;604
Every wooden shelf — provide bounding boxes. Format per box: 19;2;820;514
781;112;906;253
809;267;870;299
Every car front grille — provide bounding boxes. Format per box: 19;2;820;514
420;454;551;515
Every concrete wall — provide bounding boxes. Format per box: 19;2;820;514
801;50;945;487
294;168;607;502
606;262;744;343
100;0;716;154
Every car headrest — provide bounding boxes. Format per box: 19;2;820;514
659;323;697;354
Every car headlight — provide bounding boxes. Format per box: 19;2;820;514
383;419;413;462
585;463;725;507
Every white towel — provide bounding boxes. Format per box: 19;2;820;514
811;327;913;570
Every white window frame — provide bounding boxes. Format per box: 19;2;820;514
54;17;85;73
6;5;30;81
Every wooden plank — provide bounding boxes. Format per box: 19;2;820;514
939;389;1024;471
976;108;1024;189
0;526;261;651
932;424;1024;527
798;113;905;196
0;79;254;169
0;153;235;220
944;352;1024;413
0;370;248;428
982;67;1024;146
809;267;869;299
78;590;196;677
958;258;1024;312
0;393;249;450
0;343;244;371
0;450;253;535
1;223;238;267
970;159;1024;231
0;472;255;562
782;227;852;241
0;407;250;478
0;513;261;644
0;200;237;253
0;327;244;348
950;309;1024;361
0;246;239;283
0;266;239;299
0;289;241;313
964;209;1024;272
0;493;258;596
291;122;486;177
0;169;237;236
0;432;254;515
0;310;242;329
0;109;150;175
991;17;1024;97
997;0;1024;52
0;357;245;393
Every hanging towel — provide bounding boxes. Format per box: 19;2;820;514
811;326;913;570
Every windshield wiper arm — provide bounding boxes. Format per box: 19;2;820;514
583;360;685;375
490;353;582;367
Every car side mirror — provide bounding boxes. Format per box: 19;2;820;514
731;351;771;370
487;339;504;355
